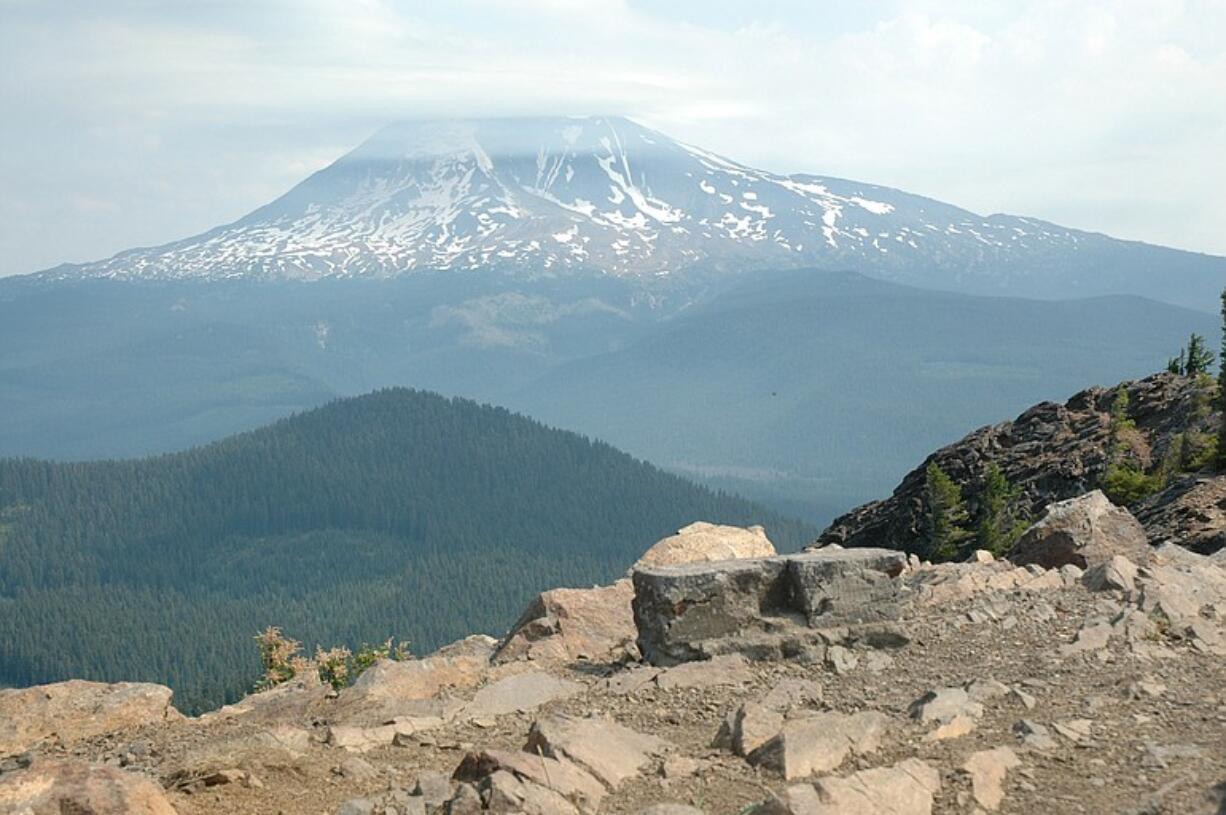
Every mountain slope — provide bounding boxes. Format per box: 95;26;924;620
0;388;813;712
33;116;1226;310
509;271;1218;522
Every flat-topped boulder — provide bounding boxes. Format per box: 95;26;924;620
0;758;178;815
632;548;907;665
0;680;181;757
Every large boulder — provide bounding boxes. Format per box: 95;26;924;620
493;580;636;666
634;522;776;569
1008;490;1150;570
0;758;178;815
0;680;180;757
632;549;907;666
330;635;495;726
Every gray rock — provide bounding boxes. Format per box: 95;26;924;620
637;806;706;815
336;799;375;815
824;645;858;675
462;672;582;718
412;770;453;807
632;549;905;666
908;687;983;724
653;654;754;689
1083;555;1140;593
1008;490;1150;570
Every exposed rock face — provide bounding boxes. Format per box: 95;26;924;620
495;523;776;670
632;549;907;666
817;373;1212;557
0;759;178;815
634;522;776;569
0;680;181;756
1137;475;1226;555
1007;490;1150;569
493;580;636;666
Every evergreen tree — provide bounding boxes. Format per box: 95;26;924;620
924;461;970;561
975;463;1026;556
1184;333;1214;377
1218;287;1226;472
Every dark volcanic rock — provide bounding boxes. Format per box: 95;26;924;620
816;373;1213;557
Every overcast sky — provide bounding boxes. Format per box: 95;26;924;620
2;0;1224;276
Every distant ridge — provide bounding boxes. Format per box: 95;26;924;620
0;387;814;712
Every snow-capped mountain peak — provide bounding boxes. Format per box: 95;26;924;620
35;116;1226;310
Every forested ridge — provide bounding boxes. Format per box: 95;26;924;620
0;388;814;712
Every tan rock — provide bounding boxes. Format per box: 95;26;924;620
764;758;940;815
526;713;670;788
0;680;180;756
923;713;976;742
654;654;753;689
199;672;330;724
335;635;495;722
453;749;605;812
483;769;581;815
714;701;786;756
0;758;177;815
494;580;636;666
749;711;889;781
1059;621;1112;656
463;671;583;718
634;521;776;569
962;747;1021;811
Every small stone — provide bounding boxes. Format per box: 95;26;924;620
825;645;859;675
909;688;983;724
963;747;1021;811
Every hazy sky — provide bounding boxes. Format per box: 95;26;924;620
2;0;1225;276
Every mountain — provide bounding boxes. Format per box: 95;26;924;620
33;116;1226;310
0;387;814;712
510;270;1219;522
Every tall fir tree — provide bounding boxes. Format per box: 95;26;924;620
924;461;970;561
1218;288;1226;471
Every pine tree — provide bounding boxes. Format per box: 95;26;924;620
1218;288;1226;471
1185;333;1215;377
924;461;970;561
975;463;1026;556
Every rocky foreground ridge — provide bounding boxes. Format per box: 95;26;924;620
2;505;1226;815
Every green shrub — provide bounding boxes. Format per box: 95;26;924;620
1102;464;1163;506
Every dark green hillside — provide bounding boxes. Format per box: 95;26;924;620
0;389;813;713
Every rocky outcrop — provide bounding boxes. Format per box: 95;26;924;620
0;680;181;756
817;373;1215;556
493;580;636;665
0;758;178;814
632;549;907;665
1136;475;1226;554
1007;490;1150;569
495;522;778;670
634;522;776;569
